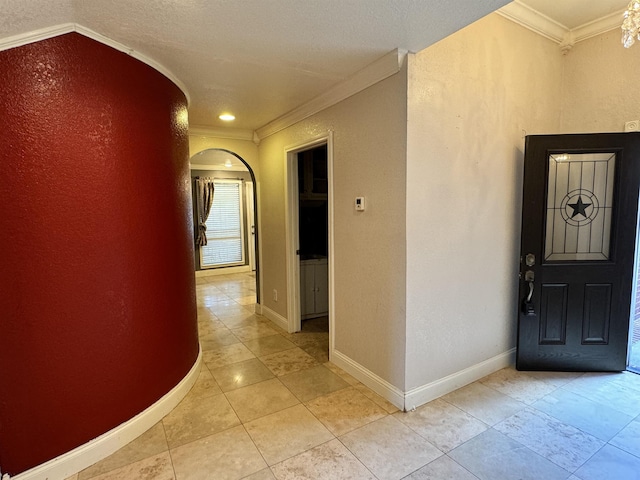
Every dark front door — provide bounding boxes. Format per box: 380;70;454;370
517;133;640;371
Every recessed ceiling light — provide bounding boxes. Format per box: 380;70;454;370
219;113;235;121
224;159;233;168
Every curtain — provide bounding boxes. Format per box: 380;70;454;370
195;177;215;246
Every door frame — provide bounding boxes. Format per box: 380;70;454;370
284;132;334;351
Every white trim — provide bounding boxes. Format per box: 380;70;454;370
403;348;516;412
496;1;624;48
0;23;190;105
10;349;202;480
189;164;248;172
496;1;566;43
331;350;405;410
195;265;252;277
326;134;336;359
260;305;289;332
189;126;256;141
256;49;406;140
571;9;626;44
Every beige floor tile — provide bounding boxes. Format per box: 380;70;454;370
225;378;300;422
243;469;276;480
244;334;297;357
287;331;329;348
171;425;266;480
405;455;479;480
279;365;349;402
187;367;222;400
353;383;400;414
64;475;79;480
202;343;255;370
199;329;239;351
523;370;584;388
395;398;487;452
220;313;264;329
610;418;640;457
162;392;240;449
305;386;388;436
197;319;226;337
494;408;605;472
209;358;274;392
231;323;279;342
449;429;569;480
78;423;168;479
322;362;360;386
340;416;443;480
442;381;525;426
479;367;558;405
209;304;253;318
86;452;174;480
244;404;334;465
259;347;319;376
298;342;329;363
270;439;375;480
196;306;216;321
233;295;257;305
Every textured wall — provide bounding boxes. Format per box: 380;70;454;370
561;29;640;133
0;33;198;475
257;67;408;390
405;13;563;391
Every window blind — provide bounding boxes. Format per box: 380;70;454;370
201;180;245;267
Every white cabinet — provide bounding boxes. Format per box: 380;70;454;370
300;258;328;319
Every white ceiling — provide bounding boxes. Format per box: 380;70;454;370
0;0;630;132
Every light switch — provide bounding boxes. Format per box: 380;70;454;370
355;196;365;211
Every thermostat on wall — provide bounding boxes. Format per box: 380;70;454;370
355;196;365;211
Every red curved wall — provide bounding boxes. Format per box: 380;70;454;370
0;33;199;475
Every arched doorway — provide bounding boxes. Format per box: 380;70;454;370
189;148;260;303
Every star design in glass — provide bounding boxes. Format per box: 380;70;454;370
567;196;591;219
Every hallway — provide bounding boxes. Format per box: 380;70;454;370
65;272;640;480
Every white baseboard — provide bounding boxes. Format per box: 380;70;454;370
329;348;515;413
259;304;288;332
10;349;203;480
195;265;251;277
331;350;405;410
404;348;516;411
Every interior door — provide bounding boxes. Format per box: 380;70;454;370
517;133;640;371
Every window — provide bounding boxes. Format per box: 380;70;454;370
200;179;245;268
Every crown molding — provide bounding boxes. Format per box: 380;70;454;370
255;48;407;140
571;9;626;43
496;1;566;43
497;1;625;50
0;23;190;105
188;125;256;142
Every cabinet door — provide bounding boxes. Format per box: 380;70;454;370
300;263;316;316
315;262;328;314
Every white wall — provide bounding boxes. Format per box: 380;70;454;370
405;13;564;394
561;29;640;133
258;66;409;390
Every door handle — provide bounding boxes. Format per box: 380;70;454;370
526;280;534;303
522;270;535;316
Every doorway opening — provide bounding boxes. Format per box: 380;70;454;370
190;148;259;303
298;144;329;336
284;133;334;359
628;201;640;374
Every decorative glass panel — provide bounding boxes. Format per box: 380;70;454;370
545;152;615;261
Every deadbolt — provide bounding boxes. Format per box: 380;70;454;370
525;253;535;267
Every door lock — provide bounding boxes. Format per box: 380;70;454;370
525;253;535;266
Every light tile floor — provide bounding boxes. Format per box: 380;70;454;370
66;272;640;480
